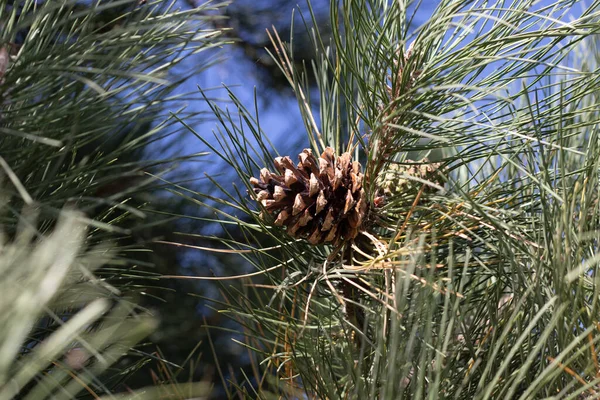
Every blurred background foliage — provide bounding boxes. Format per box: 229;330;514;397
0;0;234;396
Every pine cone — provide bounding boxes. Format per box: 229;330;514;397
250;147;368;245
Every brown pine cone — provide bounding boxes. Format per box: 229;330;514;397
250;147;368;245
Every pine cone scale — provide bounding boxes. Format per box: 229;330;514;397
316;191;327;214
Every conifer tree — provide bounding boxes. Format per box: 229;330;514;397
184;0;600;398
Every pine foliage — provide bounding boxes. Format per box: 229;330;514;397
181;0;600;398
